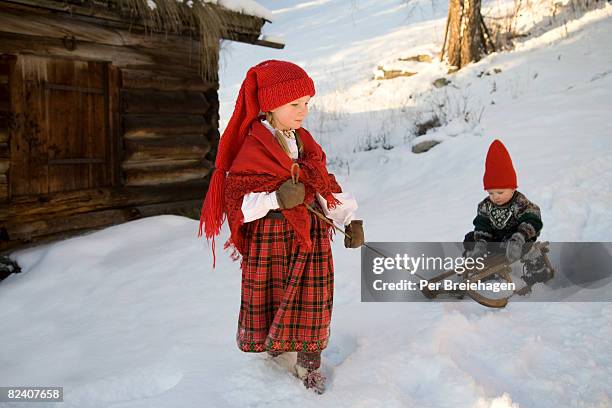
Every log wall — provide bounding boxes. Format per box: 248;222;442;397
0;55;9;203
0;2;222;252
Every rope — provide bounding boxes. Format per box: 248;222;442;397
289;163;419;275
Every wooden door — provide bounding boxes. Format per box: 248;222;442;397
9;55;112;197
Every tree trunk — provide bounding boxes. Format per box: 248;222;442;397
441;0;490;69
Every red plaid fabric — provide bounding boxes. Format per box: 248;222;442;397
236;202;334;353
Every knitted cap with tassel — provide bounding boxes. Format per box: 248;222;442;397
198;60;316;267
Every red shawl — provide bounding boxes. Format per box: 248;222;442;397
223;120;342;258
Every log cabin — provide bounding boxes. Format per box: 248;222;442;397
0;0;280;253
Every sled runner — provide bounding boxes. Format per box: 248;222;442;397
421;241;555;308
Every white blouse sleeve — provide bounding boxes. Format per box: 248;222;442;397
241;192;280;223
316;192;358;226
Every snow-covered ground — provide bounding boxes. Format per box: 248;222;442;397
2;0;612;407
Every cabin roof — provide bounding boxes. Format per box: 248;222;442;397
4;0;275;80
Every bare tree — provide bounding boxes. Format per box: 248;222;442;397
440;0;495;69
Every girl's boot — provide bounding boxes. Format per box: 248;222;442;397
294;351;326;394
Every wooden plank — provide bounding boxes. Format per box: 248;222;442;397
121;68;217;92
0;31;201;74
0;182;6;201
134;198;201;218
0;84;8;111
41;57;111;194
0;181;208;223
0;112;8;143
0;199;202;252
1;0;140;27
4;207;142;241
123;114;211;140
0;0;265;44
43;83;104;94
122;158;203;171
9;57;49;196
108;64;120;187
124;166;211;187
0;159;8;174
87;62;111;189
46;69;84;193
0;55;9;160
121;89;209;114
48;158;105;165
0;5;203;52
0;57;9;170
122;140;211;170
125;133;210;148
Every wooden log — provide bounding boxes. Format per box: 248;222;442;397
0;5;202;54
123;114;211;140
0;183;8;201
108;64;121;187
123;153;211;170
4;206;142;241
2;0;142;27
121;89;210;114
122;158;202;170
124;166;211;187
126;133;211;149
0;180;208;223
121;68;217;92
123;157;213;173
123;134;211;166
0;198;203;253
0;113;9;144
0;31;201;74
133;198;201;218
0;159;8;174
0;144;7;159
0;84;8;112
1;0;265;42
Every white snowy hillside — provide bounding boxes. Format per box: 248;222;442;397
2;1;611;407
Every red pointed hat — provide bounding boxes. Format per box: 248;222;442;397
483;139;517;190
198;60;316;256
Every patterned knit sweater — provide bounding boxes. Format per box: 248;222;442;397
473;191;543;242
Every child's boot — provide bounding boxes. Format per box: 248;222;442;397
294;351;325;394
522;249;554;285
294;363;326;394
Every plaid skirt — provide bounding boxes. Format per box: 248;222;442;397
236;204;334;353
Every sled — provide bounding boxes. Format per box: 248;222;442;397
421;241;554;308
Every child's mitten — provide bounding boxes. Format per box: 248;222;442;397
344;220;364;248
276;180;305;209
505;232;526;263
467;240;488;259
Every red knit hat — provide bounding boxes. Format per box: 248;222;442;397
483;139;518;190
198;60;316;263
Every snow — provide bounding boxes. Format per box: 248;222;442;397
2;0;612;407
198;0;273;20
171;0;272;20
260;34;286;45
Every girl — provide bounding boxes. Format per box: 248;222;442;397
198;60;364;394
